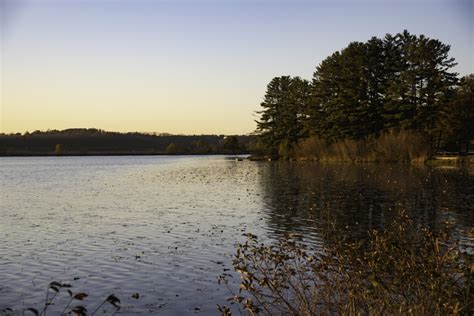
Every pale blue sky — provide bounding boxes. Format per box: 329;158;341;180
1;0;472;134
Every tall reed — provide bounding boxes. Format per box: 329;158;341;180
294;130;430;162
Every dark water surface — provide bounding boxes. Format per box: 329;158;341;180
0;156;473;314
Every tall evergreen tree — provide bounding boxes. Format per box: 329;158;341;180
364;37;388;134
310;51;344;139
383;31;458;133
382;33;406;129
256;76;310;153
311;40;386;140
442;74;474;153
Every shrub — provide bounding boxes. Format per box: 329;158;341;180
219;211;472;315
54;144;64;155
278;140;294;160
1;282;121;316
165;143;178;154
293;137;327;161
372;130;429;162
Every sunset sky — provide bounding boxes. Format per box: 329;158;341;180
1;0;472;135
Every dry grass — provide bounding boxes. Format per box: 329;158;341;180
294;130;430;163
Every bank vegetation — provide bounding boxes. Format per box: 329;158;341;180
219;211;473;315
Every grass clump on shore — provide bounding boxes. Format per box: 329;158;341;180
294;130;429;163
218;211;473;315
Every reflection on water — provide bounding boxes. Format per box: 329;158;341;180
0;156;472;314
260;163;473;248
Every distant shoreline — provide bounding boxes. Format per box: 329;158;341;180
0;152;251;158
0;128;255;157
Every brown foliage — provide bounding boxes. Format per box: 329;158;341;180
294;130;429;162
219;211;472;315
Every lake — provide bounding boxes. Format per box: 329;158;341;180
0;156;473;315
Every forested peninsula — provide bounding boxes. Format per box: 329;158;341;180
254;31;473;162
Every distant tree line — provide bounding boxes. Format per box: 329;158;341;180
0;128;254;156
256;30;473;158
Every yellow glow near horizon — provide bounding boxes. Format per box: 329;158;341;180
1;63;261;134
1;0;471;135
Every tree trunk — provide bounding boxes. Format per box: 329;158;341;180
436;130;442;152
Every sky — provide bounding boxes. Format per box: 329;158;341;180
0;0;472;135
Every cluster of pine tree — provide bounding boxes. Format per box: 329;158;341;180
256;30;473;158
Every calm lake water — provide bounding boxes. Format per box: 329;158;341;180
0;156;473;315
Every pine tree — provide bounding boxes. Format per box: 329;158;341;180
256;76;310;153
310;51;344;139
311;41;386;140
383;31;458;133
441;75;474;153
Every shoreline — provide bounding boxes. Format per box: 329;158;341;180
248;154;474;165
2;153;472;166
0;152;251;158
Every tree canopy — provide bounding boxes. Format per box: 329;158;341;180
255;30;470;156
